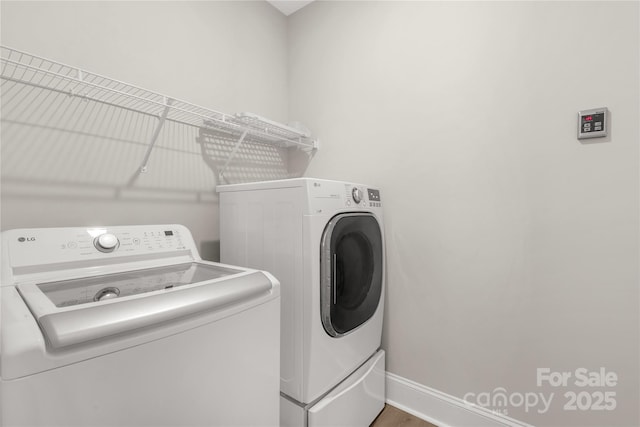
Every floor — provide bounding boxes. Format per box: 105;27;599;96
371;404;437;427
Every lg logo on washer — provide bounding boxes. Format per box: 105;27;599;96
17;237;36;242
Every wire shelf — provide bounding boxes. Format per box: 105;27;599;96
0;45;318;185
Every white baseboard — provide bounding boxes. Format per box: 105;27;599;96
385;372;533;427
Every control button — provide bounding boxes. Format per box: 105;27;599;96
595;122;602;126
346;200;351;206
94;233;119;253
352;187;363;204
67;241;77;249
132;238;141;245
595;126;602;131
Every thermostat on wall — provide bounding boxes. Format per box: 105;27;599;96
578;107;609;140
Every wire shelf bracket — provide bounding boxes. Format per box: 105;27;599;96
139;97;173;174
218;130;248;184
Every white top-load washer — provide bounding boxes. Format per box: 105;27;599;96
0;224;280;427
218;178;386;427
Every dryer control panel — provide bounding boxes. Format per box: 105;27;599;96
367;188;382;207
306;179;383;213
343;184;382;208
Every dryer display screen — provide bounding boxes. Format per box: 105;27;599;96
367;189;381;202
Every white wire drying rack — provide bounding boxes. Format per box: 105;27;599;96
0;45;318;184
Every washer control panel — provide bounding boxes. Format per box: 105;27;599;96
578;107;609;140
3;225;194;271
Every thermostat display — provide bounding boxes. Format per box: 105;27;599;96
578;108;609;140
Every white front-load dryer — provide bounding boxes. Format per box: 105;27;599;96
218;178;386;427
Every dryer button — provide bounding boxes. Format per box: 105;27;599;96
352;187;363;204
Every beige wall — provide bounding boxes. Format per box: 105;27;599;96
1;0;288;253
288;2;639;425
2;1;639;425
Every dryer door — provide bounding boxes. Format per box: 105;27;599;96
320;213;383;337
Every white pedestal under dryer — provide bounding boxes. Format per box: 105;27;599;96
218;178;386;427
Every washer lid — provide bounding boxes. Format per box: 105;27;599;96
17;262;276;349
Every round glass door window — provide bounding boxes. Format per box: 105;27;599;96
320;213;383;337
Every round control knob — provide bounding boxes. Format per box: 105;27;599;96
95;233;119;253
94;287;120;302
352;187;363;204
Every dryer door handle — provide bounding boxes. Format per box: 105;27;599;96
333;253;337;304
